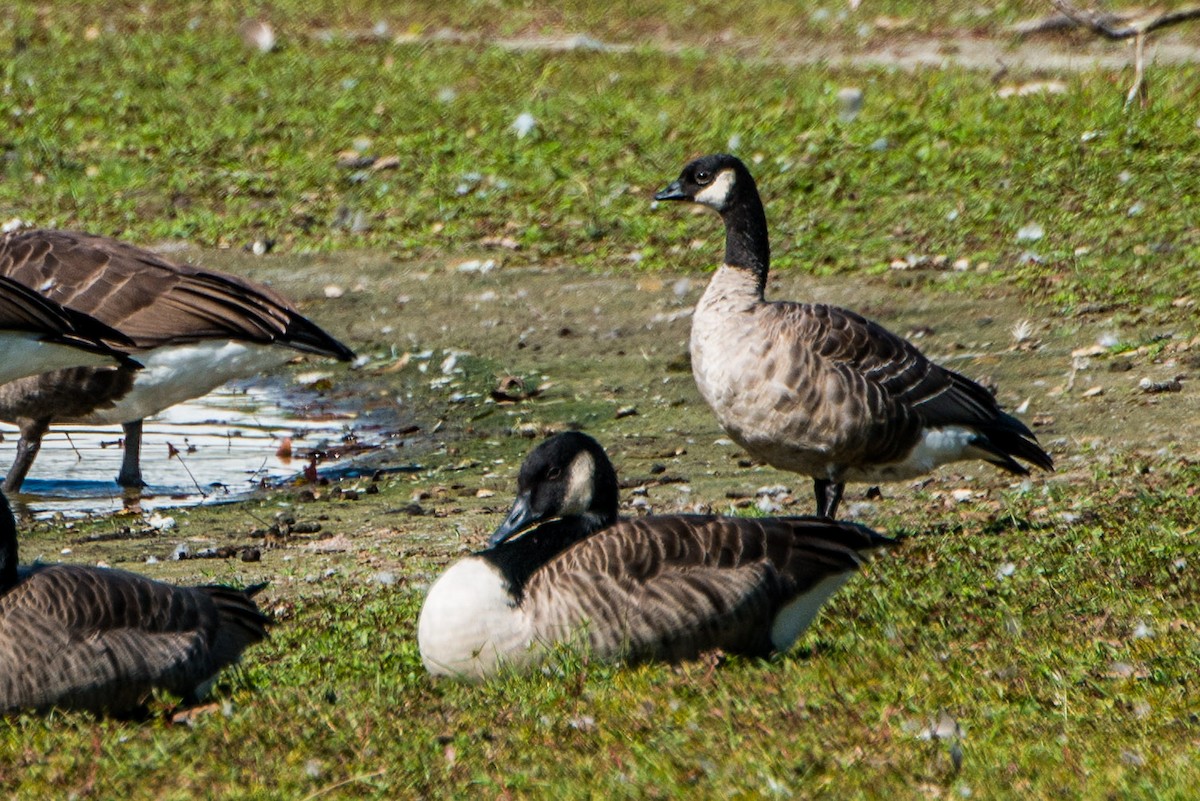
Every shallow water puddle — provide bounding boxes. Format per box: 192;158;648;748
0;378;410;518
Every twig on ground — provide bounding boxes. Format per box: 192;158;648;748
1012;10;1126;37
1048;0;1200;108
301;769;388;801
1051;0;1200;39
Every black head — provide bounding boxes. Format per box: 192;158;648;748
654;154;753;214
654;153;770;279
488;432;620;548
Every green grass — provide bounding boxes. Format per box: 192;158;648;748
1;3;1200;309
3;451;1198;799
8;0;1200;43
0;256;1196;798
0;0;1116;44
2;2;1200;798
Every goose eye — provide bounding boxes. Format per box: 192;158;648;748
546;467;563;481
695;170;712;184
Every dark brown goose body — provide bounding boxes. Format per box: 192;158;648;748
0;274;135;369
0;229;355;491
0;566;268;714
0;490;268;715
418;433;893;680
0;273;140;400
515;514;887;662
0;230;351;354
657;155;1052;518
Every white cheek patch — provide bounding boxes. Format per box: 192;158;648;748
560;451;595;516
693;170;735;210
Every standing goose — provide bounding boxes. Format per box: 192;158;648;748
0;273;138;383
0;490;269;714
654;154;1052;519
418;432;893;680
0;229;356;492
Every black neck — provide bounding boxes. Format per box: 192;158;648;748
720;177;770;294
0;491;17;589
480;512;610;600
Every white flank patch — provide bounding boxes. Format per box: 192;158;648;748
0;332;116;384
81;341;292;424
897;426;979;475
417;558;537;680
905;426;978;470
843;425;979;483
770;573;852;651
693;169;736;211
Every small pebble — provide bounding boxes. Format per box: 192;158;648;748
837;87;864;122
511;112;537;138
1016;223;1044;242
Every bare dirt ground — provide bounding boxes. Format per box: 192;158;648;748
392;27;1200;72
38;244;1194;632
226;246;1200;502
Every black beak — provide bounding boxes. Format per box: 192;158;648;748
654;180;688;202
488;492;540;548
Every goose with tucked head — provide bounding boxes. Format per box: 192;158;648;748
0;490;269;715
655;154;1052;519
417;432;893;680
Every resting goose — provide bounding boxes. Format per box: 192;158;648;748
0;229;355;492
0;489;269;714
417;432;892;680
654;154;1053;519
0;273;137;383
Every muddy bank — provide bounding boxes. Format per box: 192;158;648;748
17;244;1197;518
182;247;1200;496
392;28;1200;72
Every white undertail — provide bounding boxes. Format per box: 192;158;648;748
842;425;981;483
80;341;292;424
0;332;116;384
769;573;852;651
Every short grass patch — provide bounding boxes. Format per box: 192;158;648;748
1;4;1200;310
2;3;1199;798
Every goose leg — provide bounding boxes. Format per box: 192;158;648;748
813;479;844;520
2;419;51;494
117;419;146;488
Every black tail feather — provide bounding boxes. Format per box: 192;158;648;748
973;411;1054;474
283;313;356;361
202;584;271;645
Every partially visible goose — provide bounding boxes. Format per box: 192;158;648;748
417;432;893;680
0;490;269;714
654;154;1053;519
0;229;356;492
0;273;137;383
